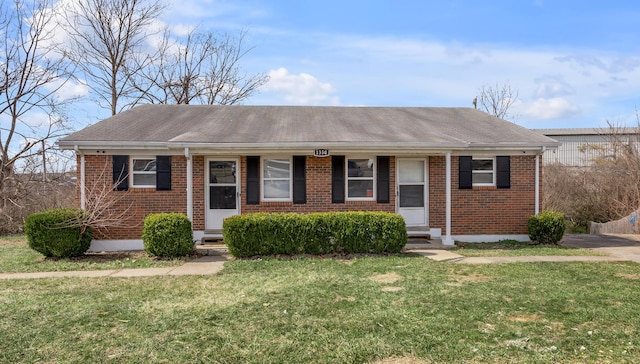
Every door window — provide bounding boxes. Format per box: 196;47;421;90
209;161;236;210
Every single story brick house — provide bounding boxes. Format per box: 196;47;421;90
57;105;559;251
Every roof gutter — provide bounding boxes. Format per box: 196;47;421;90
59;140;559;152
58;141;170;150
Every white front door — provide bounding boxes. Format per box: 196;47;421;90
397;158;427;227
206;159;239;230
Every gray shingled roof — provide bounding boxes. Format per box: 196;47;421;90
58;105;558;150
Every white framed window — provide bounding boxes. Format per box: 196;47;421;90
347;157;375;199
262;158;292;200
472;157;495;186
131;157;156;188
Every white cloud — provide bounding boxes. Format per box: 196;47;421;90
22;112;58;128
533;75;575;98
45;77;91;101
519;98;581;120
269;33;640;125
264;67;339;105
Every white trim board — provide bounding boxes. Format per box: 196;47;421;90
89;240;144;252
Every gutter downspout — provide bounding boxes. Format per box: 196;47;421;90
75;146;86;210
535;147;544;215
443;152;454;245
185;148;193;223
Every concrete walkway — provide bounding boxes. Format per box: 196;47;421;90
561;233;640;263
0;255;227;280
3;234;640;280
406;234;640;264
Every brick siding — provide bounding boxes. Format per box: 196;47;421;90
81;155;187;240
429;155;538;235
240;156;396;214
79;153;538;239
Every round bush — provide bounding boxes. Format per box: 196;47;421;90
24;208;92;258
142;213;194;257
528;210;566;244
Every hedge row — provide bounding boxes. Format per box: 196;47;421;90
223;212;407;258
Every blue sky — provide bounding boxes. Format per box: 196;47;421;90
83;1;640;128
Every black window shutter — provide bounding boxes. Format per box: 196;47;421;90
246;156;260;205
292;156;306;204
377;156;390;203
331;156;345;203
496;156;511;189
156;156;171;191
112;155;129;191
459;156;472;189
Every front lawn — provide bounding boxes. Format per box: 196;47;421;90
455;240;606;257
2;256;640;363
0;235;189;273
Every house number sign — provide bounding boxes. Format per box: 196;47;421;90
314;149;330;157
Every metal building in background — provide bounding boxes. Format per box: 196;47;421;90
534;128;640;166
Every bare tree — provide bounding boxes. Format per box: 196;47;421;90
62;161;136;236
200;31;269;105
0;0;76;222
64;0;165;115
134;29;212;104
476;82;519;120
543;119;640;231
137;29;269;105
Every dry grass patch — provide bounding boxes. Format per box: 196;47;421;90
507;314;546;323
381;286;404;292
370;356;433;364
616;273;640;280
0;235;23;246
333;295;356;302
369;272;403;284
446;273;492;286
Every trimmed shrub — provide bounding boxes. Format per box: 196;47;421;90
528;210;566;244
24;208;92;258
142;213;194;257
223;212;407;258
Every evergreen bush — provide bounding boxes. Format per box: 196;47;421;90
223;212;407;258
142;213;194;257
528;210;566;244
24;208;92;258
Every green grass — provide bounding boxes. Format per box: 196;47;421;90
455;240;606;257
0;235;189;273
2;257;640;363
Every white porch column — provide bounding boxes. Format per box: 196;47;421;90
535;154;540;215
185;148;193;222
443;152;454;245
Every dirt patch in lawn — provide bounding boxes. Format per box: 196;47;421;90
369;272;403;284
381;286;404;292
507;314;546;323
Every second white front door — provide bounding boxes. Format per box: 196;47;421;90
397;158;427;227
206;159;239;230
